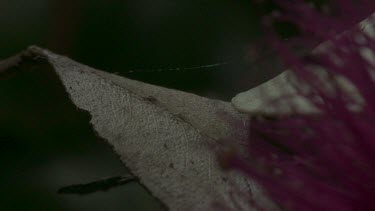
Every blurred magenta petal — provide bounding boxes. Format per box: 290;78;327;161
224;1;375;210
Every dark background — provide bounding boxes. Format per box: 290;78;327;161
0;1;285;210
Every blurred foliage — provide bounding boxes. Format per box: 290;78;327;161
0;0;289;210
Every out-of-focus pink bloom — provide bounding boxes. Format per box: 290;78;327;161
224;1;375;210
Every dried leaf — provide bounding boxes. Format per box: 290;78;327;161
1;47;276;211
231;71;318;115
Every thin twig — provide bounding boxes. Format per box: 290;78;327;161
58;175;137;195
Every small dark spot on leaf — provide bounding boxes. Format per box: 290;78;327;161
145;96;157;103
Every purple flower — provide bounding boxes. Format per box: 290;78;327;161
223;1;375;210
